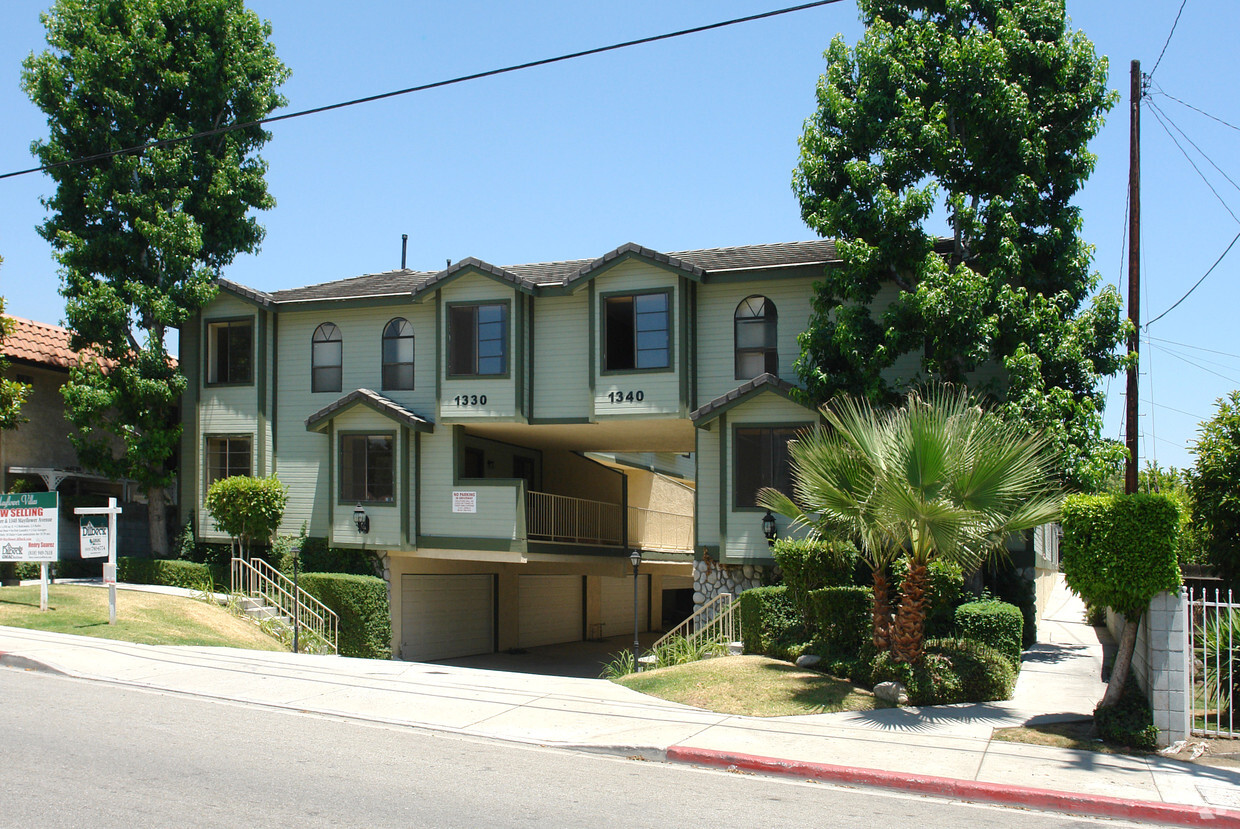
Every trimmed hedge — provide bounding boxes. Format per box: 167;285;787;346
276;536;378;577
1061;493;1182;619
870;637;1016;705
773;537;857;616
808;585;871;655
955;600;1023;669
300;572;391;659
738;585;808;660
117;557;214;590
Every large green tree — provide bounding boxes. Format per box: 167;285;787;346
792;0;1126;491
23;0;288;554
0;258;32;432
1187;391;1240;588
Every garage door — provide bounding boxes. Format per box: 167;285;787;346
518;575;583;648
401;574;494;661
599;575;649;638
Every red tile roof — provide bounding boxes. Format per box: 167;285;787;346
2;315;80;371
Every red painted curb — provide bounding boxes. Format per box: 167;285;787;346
666;746;1240;827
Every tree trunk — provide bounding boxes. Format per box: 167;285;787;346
147;485;168;557
1099;612;1140;709
872;569;892;651
892;562;929;663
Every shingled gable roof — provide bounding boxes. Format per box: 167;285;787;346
689;373;817;426
559;242;707;291
216;277;275;309
305;388;434;434
234;240;846;306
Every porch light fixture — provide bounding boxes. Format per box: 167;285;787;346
353;503;370;535
762;510;777;548
630;550;642;671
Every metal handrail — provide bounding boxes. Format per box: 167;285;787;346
231;557;339;655
527;490;623;546
646;592;741;668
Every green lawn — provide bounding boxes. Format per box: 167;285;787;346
616;654;883;716
0;584;283;650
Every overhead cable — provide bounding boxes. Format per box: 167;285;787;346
1148;0;1189;80
0;0;845;182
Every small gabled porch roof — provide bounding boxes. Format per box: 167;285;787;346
305;388;435;433
689;373;816;426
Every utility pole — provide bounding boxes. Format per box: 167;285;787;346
1125;59;1142;495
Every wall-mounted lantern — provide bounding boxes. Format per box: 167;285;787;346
353;503;370;535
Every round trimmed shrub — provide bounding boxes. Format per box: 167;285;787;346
955;600;1023;669
808;585;871;656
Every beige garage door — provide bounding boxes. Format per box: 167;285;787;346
518;575;583;648
401;574;494;661
599;575;649;639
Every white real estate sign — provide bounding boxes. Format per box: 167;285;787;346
79;514;109;559
0;492;59;562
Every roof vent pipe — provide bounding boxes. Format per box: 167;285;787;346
401;234;408;270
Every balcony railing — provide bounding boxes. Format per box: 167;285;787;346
527;490;623;546
527;490;694;553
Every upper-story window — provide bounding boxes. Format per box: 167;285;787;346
382;318;414;390
735;296;778;380
312;323;343;393
604;291;670;372
448;303;507;376
206;319;253;385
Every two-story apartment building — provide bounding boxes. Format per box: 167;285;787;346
181;240;870;661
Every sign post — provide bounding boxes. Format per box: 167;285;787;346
75;498;122;625
0;492;59;611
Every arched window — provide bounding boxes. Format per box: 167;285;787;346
312;323;342;393
382;318;414;390
735;296;778;380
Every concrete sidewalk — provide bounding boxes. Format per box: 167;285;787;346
1;579;1238;825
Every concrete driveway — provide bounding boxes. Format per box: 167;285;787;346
433;631;666;678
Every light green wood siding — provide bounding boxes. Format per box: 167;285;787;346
417;428;523;543
593;260;681;417
695;427;720;546
695;276;817;403
720;393;818;562
439;275;519;421
531;293;588;418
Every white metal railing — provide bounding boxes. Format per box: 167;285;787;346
1187;586;1238;738
526;491;623;546
231;557;339;655
628;506;694;553
644;592;741;669
1034;522;1061;570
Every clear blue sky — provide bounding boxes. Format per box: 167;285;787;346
1;1;1237;475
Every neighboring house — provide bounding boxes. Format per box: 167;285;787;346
0;316;146;556
182;241;888;662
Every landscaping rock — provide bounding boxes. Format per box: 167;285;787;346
795;654;821;668
874;681;909;706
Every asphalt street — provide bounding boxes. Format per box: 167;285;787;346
0;668;1142;828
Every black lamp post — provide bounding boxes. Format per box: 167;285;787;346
762;509;778;548
353;503;370;535
292;541;301;654
630;549;642;670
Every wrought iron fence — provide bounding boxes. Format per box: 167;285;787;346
1187;586;1238;738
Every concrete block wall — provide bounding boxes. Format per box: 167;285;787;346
1106;589;1189;746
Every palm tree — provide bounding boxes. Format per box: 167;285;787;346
760;385;1061;663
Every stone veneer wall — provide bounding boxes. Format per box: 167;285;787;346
1105;589;1189;746
693;558;777;607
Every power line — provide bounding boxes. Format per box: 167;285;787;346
0;0;845;182
1149;342;1240;385
1148;100;1240;200
1146;228;1240;326
1147;103;1240;225
1147;336;1240;361
1153;88;1240;133
1151;340;1240;373
1149;0;1189;80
